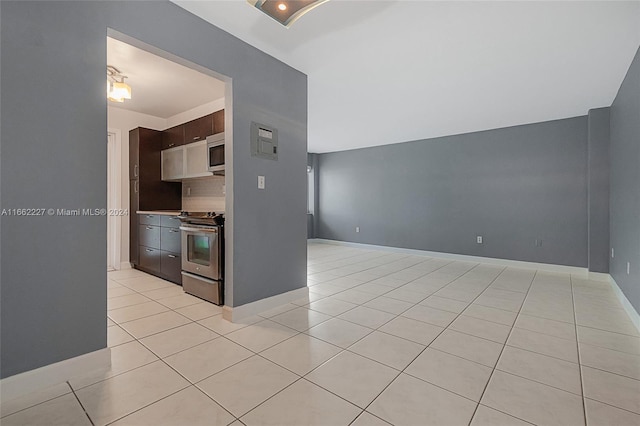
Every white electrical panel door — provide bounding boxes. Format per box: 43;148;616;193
185;140;212;179
161;146;184;181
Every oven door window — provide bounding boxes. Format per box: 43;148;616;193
187;234;210;266
209;144;224;168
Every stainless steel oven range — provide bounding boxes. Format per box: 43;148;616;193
178;211;224;305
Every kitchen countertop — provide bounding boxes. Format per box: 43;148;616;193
137;210;182;216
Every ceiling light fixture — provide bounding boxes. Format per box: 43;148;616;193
250;0;329;28
107;65;132;103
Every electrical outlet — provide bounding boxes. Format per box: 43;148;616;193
355;226;360;233
627;262;630;275
535;239;543;247
258;175;265;190
476;236;483;244
612;248;614;258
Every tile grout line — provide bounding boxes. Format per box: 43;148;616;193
570;275;588;426
582;396;640;417
347;410;392;426
465;269;537;426
67;381;95;426
574;356;640;381
570;322;640;339
102;384;192;426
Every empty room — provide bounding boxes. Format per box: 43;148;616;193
1;1;639;425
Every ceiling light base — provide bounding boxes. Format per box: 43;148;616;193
250;0;329;28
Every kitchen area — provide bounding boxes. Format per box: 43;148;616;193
130;111;227;306
107;35;231;320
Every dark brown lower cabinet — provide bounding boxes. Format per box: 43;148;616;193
139;224;161;249
160;227;181;254
140;246;161;272
135;213;182;285
161;251;182;283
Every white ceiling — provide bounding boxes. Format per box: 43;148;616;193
107;37;226;118
173;1;640;153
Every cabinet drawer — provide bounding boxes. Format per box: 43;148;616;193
140;246;161;272
139;213;161;226
160;215;182;228
161;251;182;284
161;226;181;254
139;225;160;249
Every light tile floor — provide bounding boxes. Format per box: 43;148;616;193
2;242;640;425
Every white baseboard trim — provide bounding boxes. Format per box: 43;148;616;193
0;348;111;402
223;287;309;322
311;239;588;276
608;275;640;334
119;262;132;270
587;272;611;282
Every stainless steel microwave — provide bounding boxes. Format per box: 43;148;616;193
207;133;225;174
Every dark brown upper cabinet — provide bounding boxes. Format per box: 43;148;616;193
184;114;213;144
129;127;181;212
213;109;225;134
162;124;185;150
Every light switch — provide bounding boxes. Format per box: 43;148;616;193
258;175;265;190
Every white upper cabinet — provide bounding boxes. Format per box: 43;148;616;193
161;140;212;181
161;146;184;181
184;140;211;179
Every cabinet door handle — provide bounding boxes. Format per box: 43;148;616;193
169;229;180;233
193;136;200;141
146;249;153;252
167;254;178;258
168;143;175;147
134;164;138;177
146;226;153;230
134;181;138;193
146;215;154;218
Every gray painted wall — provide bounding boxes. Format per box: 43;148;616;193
587;108;611;273
610;47;640;312
1;1;307;378
317;117;589;267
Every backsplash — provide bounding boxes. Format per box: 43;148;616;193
182;176;226;212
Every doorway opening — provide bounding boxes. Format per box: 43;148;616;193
105;29;233;344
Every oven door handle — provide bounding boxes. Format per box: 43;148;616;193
179;226;219;233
